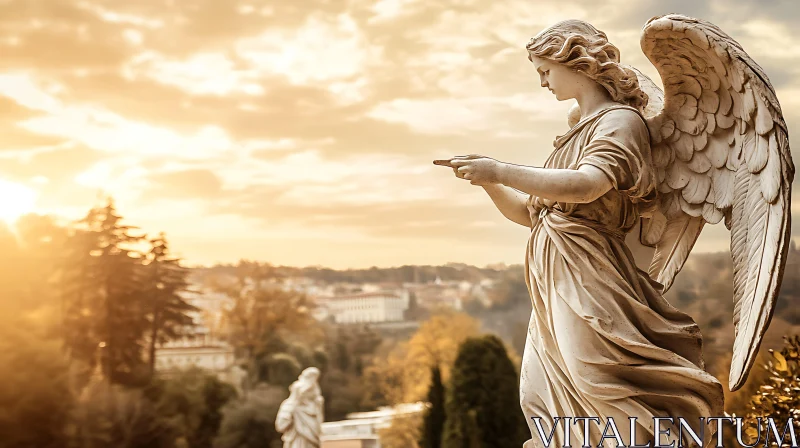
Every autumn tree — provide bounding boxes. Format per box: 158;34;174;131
366;312;480;404
142;233;197;375
213;264;315;380
379;412;423;448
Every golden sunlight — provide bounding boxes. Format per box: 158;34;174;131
0;178;36;224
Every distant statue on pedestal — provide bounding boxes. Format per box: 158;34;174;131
275;367;324;448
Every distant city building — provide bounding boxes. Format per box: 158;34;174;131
321;290;410;324
154;344;235;375
405;282;464;311
153;288;236;378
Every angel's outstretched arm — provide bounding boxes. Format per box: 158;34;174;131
498;163;613;204
480;184;532;228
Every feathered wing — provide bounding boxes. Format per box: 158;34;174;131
638;14;794;391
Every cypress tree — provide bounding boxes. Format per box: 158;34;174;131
420;365;446;448
442;335;528;448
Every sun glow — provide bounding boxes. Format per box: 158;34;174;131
0;179;37;225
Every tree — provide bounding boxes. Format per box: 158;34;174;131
0;217;73;448
144;367;237;448
484;269;528;310
0;327;74;448
442;335;528;448
142;233;197;376
68;381;176;448
379;413;423;448
60;199;149;385
212;385;286;448
262;353;302;388
420;366;446;448
216;272;314;365
366;312;480;404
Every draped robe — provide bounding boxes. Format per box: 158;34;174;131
519;105;725;448
275;382;324;448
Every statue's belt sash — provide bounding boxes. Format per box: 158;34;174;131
538;206;626;241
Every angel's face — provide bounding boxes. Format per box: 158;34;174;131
529;55;589;101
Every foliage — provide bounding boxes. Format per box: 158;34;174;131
59;199;150;385
379;412;424;448
0;328;74;448
442;335;528;448
420;366;446;448
200;262;511;285
262;353;302;388
320;369;373;422
309;324;385;419
142;233;197;375
482;268;529;310
366;312;480;404
68;379;176;448
145;368;238;448
741;335;800;445
212;385;287;448
215;275;314;362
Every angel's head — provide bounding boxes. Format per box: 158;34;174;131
526;20;648;113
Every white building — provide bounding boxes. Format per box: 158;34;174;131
321;402;426;448
323;290;410;324
154;344;235;374
153;288;236;378
404;281;464;311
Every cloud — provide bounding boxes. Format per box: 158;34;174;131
367;93;563;135
142;168;223;200
0;0;797;268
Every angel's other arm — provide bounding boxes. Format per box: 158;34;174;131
481;184;532;228
498;164;613;204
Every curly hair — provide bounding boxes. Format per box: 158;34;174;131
526;20;648;113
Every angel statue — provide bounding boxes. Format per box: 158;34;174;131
434;15;793;447
275;367;325;448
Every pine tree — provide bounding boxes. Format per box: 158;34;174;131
442;335;528;448
60;198;149;385
143;233;197;376
420;365;446;448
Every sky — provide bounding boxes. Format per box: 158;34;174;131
1;0;799;269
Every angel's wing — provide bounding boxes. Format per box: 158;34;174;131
639;14;794;391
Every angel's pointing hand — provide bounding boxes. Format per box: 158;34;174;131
433;154;504;186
